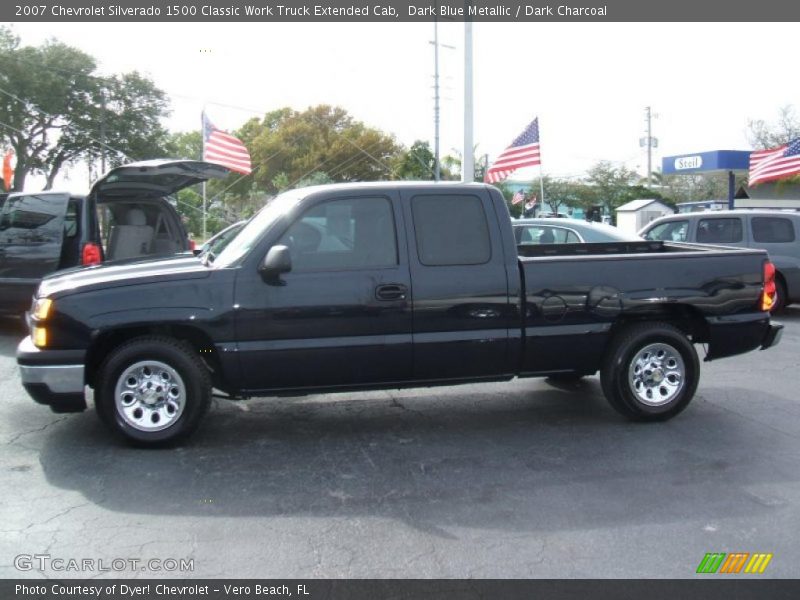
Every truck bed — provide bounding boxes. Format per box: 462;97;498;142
517;240;748;258
517;241;770;376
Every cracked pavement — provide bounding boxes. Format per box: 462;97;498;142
1;310;799;578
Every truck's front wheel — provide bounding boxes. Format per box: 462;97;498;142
95;337;211;445
601;323;699;421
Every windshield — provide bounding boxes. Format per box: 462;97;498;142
212;189;305;268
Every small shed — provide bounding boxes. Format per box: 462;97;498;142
616;199;674;235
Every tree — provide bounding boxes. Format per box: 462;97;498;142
585;161;639;213
248;105;402;194
0;27;170;191
537;177;585;216
393;140;437;180
747;105;800;150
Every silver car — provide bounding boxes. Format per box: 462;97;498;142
514;218;641;245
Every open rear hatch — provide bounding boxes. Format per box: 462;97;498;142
91;159;230;200
90;160;230;261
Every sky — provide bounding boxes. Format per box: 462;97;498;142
6;21;800;189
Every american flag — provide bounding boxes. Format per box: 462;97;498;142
749;138;800;186
202;112;252;175
511;190;524;205
484;117;541;184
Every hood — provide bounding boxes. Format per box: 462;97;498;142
39;255;210;298
90;159;230;201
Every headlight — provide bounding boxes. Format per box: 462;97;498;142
32;298;53;320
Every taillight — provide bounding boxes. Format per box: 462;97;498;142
81;242;102;265
761;260;776;311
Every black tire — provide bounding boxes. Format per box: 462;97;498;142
771;277;788;314
601;322;699;421
95;336;211;446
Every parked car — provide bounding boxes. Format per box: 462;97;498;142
18;182;781;445
0;160;229;315
514;218;640;245
640;210;800;311
198;220;246;258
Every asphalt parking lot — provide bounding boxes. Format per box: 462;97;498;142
1;311;799;579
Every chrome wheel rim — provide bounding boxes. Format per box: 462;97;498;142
628;343;685;406
114;360;185;432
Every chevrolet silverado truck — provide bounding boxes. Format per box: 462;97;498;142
17;179;783;445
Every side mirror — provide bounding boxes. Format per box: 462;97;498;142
259;244;292;281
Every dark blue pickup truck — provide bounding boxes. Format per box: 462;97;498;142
17;177;783;445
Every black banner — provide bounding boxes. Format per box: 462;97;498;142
5;0;800;22
4;579;800;600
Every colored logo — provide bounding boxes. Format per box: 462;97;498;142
696;552;773;574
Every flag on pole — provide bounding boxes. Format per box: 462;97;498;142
525;194;537;211
511;190;524;205
749;138;800;186
202;112;252;175
2;150;13;191
484;117;541;184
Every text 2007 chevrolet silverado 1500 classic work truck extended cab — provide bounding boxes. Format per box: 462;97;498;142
17;180;783;445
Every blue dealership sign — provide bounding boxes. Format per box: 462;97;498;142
662;150;751;175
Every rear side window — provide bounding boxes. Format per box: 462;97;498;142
411;194;491;266
644;220;688;242
517;225;580;244
696;218;743;244
752;217;795;243
0;193;69;245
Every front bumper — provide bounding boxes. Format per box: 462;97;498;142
16;336;87;413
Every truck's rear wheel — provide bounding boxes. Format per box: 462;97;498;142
601;323;699;421
95;336;211;445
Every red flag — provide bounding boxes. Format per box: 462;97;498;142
749;139;800;186
485;117;541;184
2;150;13;191
202;112;252;175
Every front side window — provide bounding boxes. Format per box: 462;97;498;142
752;217;795;243
278;196;397;271
411;194;491;266
696;218;743;244
643;220;688;242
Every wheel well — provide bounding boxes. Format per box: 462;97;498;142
608;304;710;345
86;325;223;389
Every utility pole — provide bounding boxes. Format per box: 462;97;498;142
462;13;474;183
433;19;440;181
431;16;455;182
100;89;107;174
645;106;651;185
641;107;658;185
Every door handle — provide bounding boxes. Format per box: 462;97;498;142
375;284;408;301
